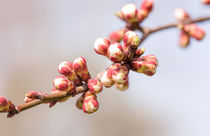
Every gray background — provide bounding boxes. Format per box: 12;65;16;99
0;0;209;136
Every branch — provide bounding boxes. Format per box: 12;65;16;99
2;84;88;117
136;16;210;45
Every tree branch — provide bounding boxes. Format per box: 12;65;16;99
2;84;88;117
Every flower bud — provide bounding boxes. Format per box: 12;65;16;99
109;29;127;43
123;31;140;51
183;24;205;40
94;38;110;56
134;48;145;58
120;3;138;23
115;80;129;91
137;9;148;22
88;78;103;94
112;65;129;84
140;0;153;13
53;76;75;92
58;60;81;85
179;31;190;48
131;55;158;76
24;91;42;103
73;57;91;82
76;94;85;110
97;68;114;88
83;91;99;114
0;96;11;112
174;9;190;22
201;0;210;5
107;43;125;62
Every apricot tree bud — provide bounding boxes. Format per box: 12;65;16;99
115;80;129;91
53;76;74;92
183;24;205;40
24;91;42;103
83;91;99;114
88;78;103;94
58;60;81;85
174;9;190;22
0;96;11;112
201;0;210;5
76;94;85;110
131;55;158;76
73;57;91;82
109;29;126;43
112;65;129;84
98;68;114;88
120;3;138;23
94;38;110;56
179;31;190;48
123;31;140;51
107;43;125;62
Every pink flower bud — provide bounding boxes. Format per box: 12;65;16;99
123;31;140;51
58;60;81;85
83;91;99;114
24;91;42;103
109;29;127;43
94;38;110;56
131;55;158;76
201;0;210;5
179;31;190;48
183;24;205;40
88;78;103;94
174;9;190;22
0;96;11;112
73;57;91;82
97;68;114;88
115;80;129;91
134;48;145;58
112;65;129;84
140;0;153;13
120;3;138;23
137;9;148;22
53;76;75;92
107;43;125;62
76;94;85;110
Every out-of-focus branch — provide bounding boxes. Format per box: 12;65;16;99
136;16;210;44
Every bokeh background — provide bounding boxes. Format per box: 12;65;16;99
0;0;209;136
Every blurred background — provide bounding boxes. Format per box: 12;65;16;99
0;0;209;136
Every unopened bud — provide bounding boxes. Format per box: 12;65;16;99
109;29;126;43
179;31;190;48
174;9;190;22
107;43;125;62
131;55;158;76
94;38;110;56
137;0;153;22
120;3;138;23
88;78;103;94
58;60;81;85
98;68;114;88
83;91;99;114
115;80;129;91
0;96;11;112
76;94;85;110
53;76;74;92
73;57;91;82
112;65;129;84
201;0;210;5
123;31;140;51
183;24;205;40
134;48;145;58
24;91;42;103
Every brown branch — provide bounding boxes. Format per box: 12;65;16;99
136;16;210;45
4;84;88;117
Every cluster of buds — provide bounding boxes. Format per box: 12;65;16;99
115;0;153;24
201;0;210;5
174;9;205;48
0;96;12;112
97;64;129;90
94;31;140;62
